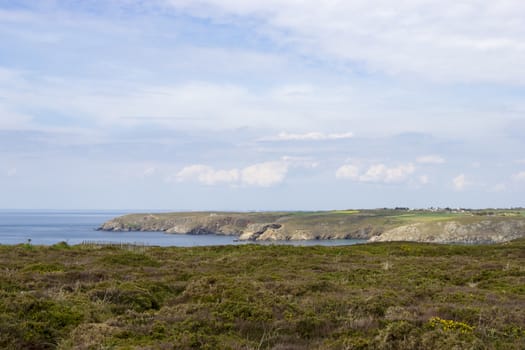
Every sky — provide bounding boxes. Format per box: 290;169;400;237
0;0;524;210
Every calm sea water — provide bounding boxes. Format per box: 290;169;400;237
0;210;367;247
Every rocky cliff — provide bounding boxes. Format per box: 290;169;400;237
98;210;525;243
97;211;382;241
368;219;525;244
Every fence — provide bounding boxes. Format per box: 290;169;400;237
79;240;150;253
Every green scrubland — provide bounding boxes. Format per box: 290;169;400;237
1;239;524;349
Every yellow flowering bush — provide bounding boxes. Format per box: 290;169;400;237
428;317;475;334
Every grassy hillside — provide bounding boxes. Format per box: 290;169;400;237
1;240;524;349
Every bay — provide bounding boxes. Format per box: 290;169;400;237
0;210;366;247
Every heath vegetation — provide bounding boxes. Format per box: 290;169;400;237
0;239;524;349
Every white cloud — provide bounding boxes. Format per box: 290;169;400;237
362;163;416;183
273;131;354;141
241;161;288;187
173;161;288;187
416;155;445;164
166;0;525;84
175;165;240;185
335;164;360;180
336;163;415;184
205;169;240;185
453;174;468;191
513;171;525;182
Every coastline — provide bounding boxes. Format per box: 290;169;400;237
98;208;525;244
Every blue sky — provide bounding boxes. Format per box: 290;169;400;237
1;0;524;210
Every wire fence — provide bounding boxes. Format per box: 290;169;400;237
79;240;150;253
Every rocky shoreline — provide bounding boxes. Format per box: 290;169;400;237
98;210;525;244
98;213;378;241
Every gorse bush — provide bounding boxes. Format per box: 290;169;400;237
428;317;475;334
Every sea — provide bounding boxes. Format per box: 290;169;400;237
0;210;366;247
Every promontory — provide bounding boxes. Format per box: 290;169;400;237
98;208;525;244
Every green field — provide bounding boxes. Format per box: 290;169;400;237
1;240;524;349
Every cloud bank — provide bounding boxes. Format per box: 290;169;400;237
336;163;416;184
174;161;288;187
166;0;525;84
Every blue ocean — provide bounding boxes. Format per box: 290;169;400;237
0;210;366;247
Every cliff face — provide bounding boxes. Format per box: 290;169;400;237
97;211;383;241
98;210;525;243
368;220;525;244
98;214;251;235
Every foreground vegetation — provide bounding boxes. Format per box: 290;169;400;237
1;240;524;349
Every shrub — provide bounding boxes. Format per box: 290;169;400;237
428;317;475;334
